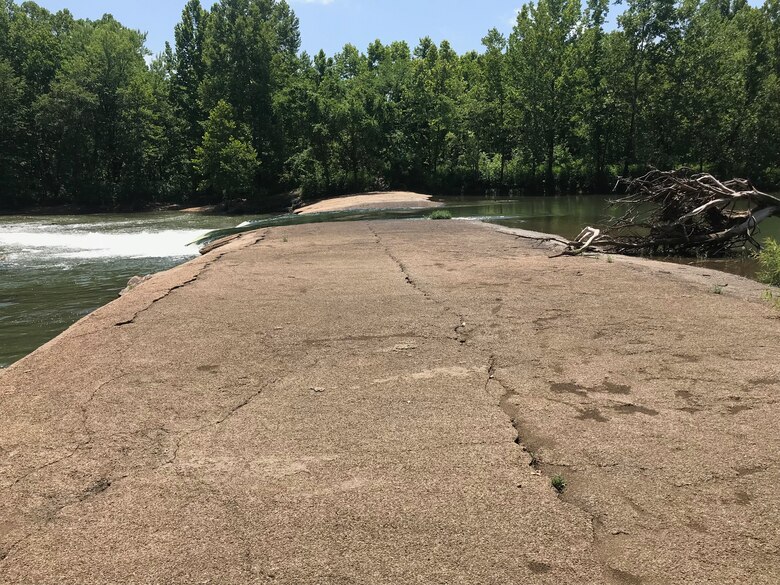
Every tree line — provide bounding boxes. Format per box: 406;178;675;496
0;0;778;211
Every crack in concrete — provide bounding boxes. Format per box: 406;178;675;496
484;355;496;394
0;469;133;566
487;362;662;585
491;367;526;453
115;232;267;327
0;372;274;566
0;371;132;563
167;378;279;468
485;363;628;582
369;226;478;349
454;315;469;344
0;372;128;495
368;226;435;301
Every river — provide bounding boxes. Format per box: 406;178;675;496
0;212;257;368
1;196;778;368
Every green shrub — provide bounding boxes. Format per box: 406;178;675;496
757;238;780;286
551;475;566;494
429;210;453;220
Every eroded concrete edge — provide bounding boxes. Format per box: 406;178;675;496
0;230;268;377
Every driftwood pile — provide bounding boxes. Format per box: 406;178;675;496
564;169;780;257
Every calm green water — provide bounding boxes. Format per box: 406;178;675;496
1;196;778;368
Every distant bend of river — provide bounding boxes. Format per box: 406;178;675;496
1;196;778;368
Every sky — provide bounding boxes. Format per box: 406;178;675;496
29;0;766;58
31;0;534;57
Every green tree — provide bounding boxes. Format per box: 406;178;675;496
201;0;301;196
33;15;163;206
172;0;208;191
475;29;510;190
194;100;259;202
509;0;581;193
0;58;26;208
574;0;614;190
615;0;681;173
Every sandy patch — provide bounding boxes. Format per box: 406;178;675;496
180;205;219;213
295;191;442;214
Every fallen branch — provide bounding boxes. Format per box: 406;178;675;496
564;169;780;257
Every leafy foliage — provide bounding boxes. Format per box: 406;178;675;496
757;238;780;286
0;0;779;211
551;475;567;493
194;100;259;201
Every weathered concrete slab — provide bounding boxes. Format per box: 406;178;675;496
0;220;778;584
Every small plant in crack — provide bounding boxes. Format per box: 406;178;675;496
551;475;567;494
429;210;452;220
527;450;540;469
762;289;780;311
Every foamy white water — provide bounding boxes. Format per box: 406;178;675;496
0;228;205;261
0;211;264;369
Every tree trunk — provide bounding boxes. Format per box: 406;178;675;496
545;135;555;196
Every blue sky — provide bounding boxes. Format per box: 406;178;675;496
30;0;535;56
30;0;764;58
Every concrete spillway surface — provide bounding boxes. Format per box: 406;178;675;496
0;220;778;584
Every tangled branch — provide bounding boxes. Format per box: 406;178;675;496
564;169;780;257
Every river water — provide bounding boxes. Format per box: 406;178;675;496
0;212;258;368
1;196;778;368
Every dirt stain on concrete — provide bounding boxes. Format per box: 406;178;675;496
551;382;588;396
528;561;553;574
610;403;660;417
736;465;767;477
551;380;632;397
602;382;631;395
577;408;609;423
609;567;644;584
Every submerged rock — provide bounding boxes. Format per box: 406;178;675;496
120;274;152;296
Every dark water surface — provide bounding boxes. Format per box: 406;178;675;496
1;196;778;368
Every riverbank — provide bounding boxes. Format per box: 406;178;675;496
0;203;195;217
0;194;290;217
0;220;778;583
0;191;437;218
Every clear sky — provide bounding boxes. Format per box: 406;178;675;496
30;0;533;57
29;0;765;58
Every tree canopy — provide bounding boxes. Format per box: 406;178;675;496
0;0;778;210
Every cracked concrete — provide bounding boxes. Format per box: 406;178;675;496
0;220;779;584
115;233;267;327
